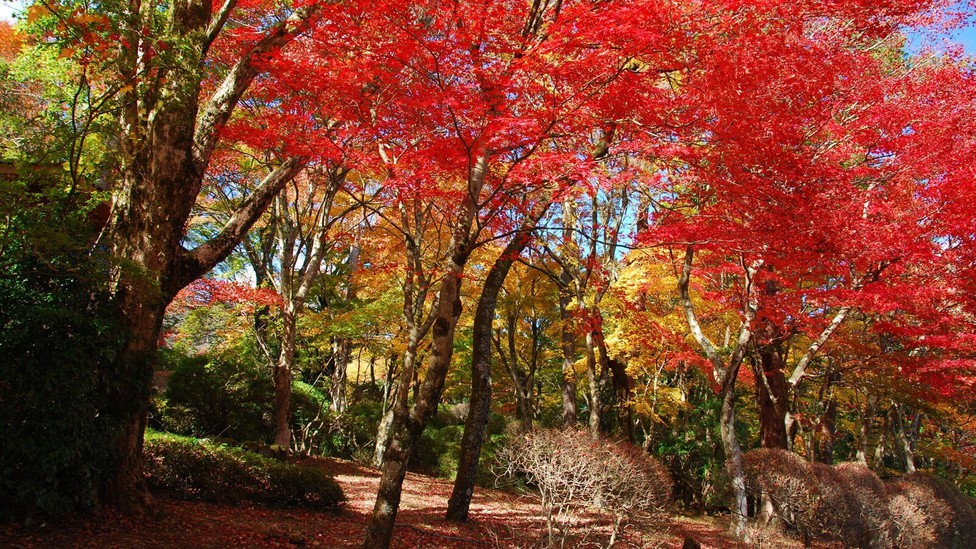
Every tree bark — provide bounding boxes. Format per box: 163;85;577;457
559;289;578;426
446;198;550;521
585;331;602;436
97;2;318;511
676;246;758;540
273;304;297;447
855;392;876;465
752;341;789;449
607;357;633;442
891;404;917;474
362;153;488;549
719;367;748;541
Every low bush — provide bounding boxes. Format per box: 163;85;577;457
744;449;974;549
143;431;344;510
834;462;892;547
743;448;825;542
497;428;672;546
156;352;274;443
886;472;976;549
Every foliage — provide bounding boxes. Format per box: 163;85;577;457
0;162;132;518
143;431;344;510
156;350;275;443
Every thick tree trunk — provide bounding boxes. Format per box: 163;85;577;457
753;344;789;449
93;2;317;513
102;170;197;510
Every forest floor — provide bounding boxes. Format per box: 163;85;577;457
1;457;785;548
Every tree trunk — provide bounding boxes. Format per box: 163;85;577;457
363;153;487;548
855;392;876;465
93;2;317;512
607;357;633;442
363;262;467;548
559;291;578;426
446;200;549;522
719;370;748;541
891;405;917;474
331;338;351;413
585;330;602;436
273;305;297;447
753;344;789;449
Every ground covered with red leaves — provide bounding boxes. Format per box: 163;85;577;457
1;457;761;548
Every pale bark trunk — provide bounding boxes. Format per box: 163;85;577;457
720;370;748;541
891;405;917;474
559;291;578;426
585;331;602;436
331;338;351;413
676;246;757;540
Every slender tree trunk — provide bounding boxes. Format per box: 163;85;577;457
719;370;748;540
891;405;917;474
363;153;487;548
273;304;298;447
856;392;876;465
446;285;495;521
607;357;633;442
559;291;578;426
585;331;602;436
331;338;351;413
447;201;549;521
374;341;415;468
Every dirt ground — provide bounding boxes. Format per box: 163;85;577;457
0;457;760;548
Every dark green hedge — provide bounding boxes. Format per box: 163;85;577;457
143;431;344;510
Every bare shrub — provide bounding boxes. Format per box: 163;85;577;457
833;462;893;548
496;428;672;547
744;450;974;549
886;473;976;549
811;462;869;546
743;449;825;542
744;451;893;548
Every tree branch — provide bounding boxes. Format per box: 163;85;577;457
193;3;321;171
175;156;307;291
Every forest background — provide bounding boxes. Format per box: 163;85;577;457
1;1;976;548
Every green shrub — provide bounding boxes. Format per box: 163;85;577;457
157;352;274;442
144;431;344;510
0;225;128;518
